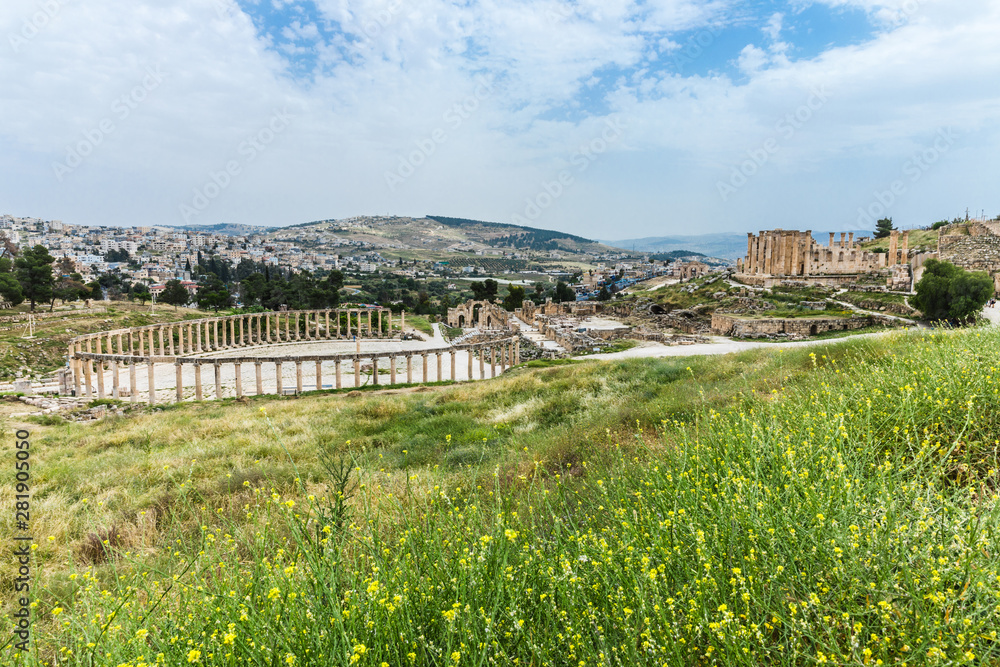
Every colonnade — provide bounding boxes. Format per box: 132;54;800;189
71;338;519;404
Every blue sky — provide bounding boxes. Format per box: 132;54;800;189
1;0;998;238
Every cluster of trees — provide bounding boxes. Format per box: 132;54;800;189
0;245;105;311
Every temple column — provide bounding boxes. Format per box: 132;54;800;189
422;354;428;383
354;357;361;388
213;321;219;350
335;360;342;389
159;327;165;356
84;341;93;397
390;356;396;385
175;363;183;403
168;327;175;356
72;347;82;396
368;310;373;336
325;311;330;339
406;355;413;384
296;361;303;394
255;362;263;395
316;360;323;391
285;313;290;341
116;332;124;355
436;353;442;382
112;361;120;399
214;363;222;400
336;311;342;338
138;330;145;357
889;231;899;265
238;317;245;345
450;351;456;381
372;358;379;386
378;310;383;338
275;362;283;396
467;347;473;380
195;324;202;353
235;362;243;398
491;346;497;378
746;234;754;272
479;346;485;379
128;332;135;355
515;339;520;365
229;319;236;347
194;363;203;401
305;313;312;340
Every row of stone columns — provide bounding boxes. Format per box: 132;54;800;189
70;309;397;360
75;339;519;404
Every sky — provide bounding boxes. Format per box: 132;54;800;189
1;0;998;240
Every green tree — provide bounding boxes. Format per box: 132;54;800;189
470;279;498;301
133;283;151;305
874;217;895;239
596;285;611;301
197;275;232;312
502;285;525;311
160;279;190;310
14;244;55;311
553;281;576;303
912;259;993;323
0;257;24;306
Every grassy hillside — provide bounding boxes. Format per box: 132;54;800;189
2;327;999;665
0;303;206;381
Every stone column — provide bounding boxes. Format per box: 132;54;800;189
195;363;203;401
450;351;456;381
213;321;219;350
368;310;373;336
389;356;396;385
436;352;442;382
491;346;496;378
354;357;361;388
168;327;175;356
266;315;272;343
195;324;202;353
128;332;135;355
335;360;342;389
116;332;123;355
84;348;93;397
229;319;236;348
255;362;263;395
238;317;245;345
285;313;290;341
479;346;485;379
159;327;166;356
746;233;754;271
515;339;520;365
336;311;342;338
422;354;428;383
372;357;379;385
316;360;323;391
138;330;145;357
296;361;303;394
305;313;312;340
294;313;301;340
889;230;899;265
73;351;82;397
406;355;413;384
467;347;473;380
129;362;137;404
378;310;383;338
235;362;243;398
902;231;909;259
214;363;222;400
112;361;120;399
275;362;283;395
96;361;106;399
325;311;331;339
175;363;183;403
147;361;156;405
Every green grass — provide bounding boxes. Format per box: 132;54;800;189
573;339;640;355
3;327;1000;665
404;314;435;335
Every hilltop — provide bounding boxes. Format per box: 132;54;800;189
266;214;627;263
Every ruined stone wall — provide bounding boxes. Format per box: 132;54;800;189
711;313;882;338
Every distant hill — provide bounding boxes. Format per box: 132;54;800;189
168;223;276;236
602;233;749;260
425;216;612;253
